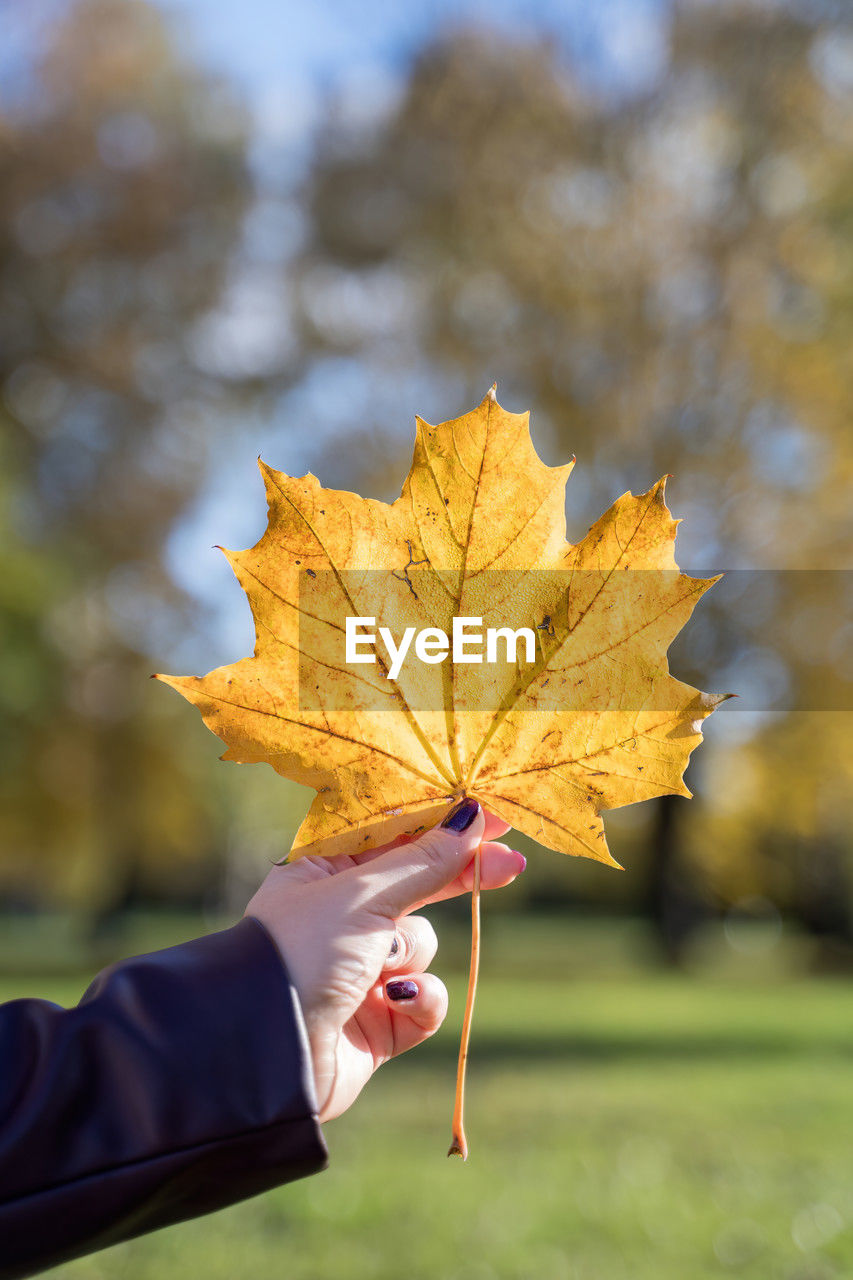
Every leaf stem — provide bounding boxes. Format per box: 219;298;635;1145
448;842;481;1160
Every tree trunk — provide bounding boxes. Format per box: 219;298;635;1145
644;795;707;966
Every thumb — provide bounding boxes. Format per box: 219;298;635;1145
343;799;485;920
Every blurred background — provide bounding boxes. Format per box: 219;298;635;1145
1;1;852;1276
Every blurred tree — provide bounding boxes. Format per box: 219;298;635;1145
0;0;252;912
287;2;852;958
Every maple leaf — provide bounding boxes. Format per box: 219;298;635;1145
157;389;726;867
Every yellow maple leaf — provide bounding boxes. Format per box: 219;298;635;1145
157;389;726;867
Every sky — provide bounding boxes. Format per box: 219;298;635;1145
159;0;668;103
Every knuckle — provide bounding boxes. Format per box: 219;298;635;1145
412;831;455;873
410;914;439;961
390;915;438;969
389;926;414;968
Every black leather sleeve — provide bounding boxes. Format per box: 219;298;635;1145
0;916;328;1279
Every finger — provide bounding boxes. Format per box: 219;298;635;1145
402;841;526;913
383;972;449;1054
382;914;437;973
340;800;486;919
348;806;509;868
482;810;511;841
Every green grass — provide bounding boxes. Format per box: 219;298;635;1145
4;921;853;1280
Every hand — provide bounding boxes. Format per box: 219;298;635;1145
244;801;524;1122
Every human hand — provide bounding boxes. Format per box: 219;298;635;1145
244;800;524;1122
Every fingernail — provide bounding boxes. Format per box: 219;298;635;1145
513;851;527;873
386;979;418;1001
389;936;399;957
441;798;481;832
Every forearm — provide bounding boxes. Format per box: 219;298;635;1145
0;918;327;1279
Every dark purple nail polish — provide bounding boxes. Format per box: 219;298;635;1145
441;798;481;832
386;979;418;1001
389;936;399;957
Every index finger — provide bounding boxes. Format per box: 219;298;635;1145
398;841;526;915
349;809;512;866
